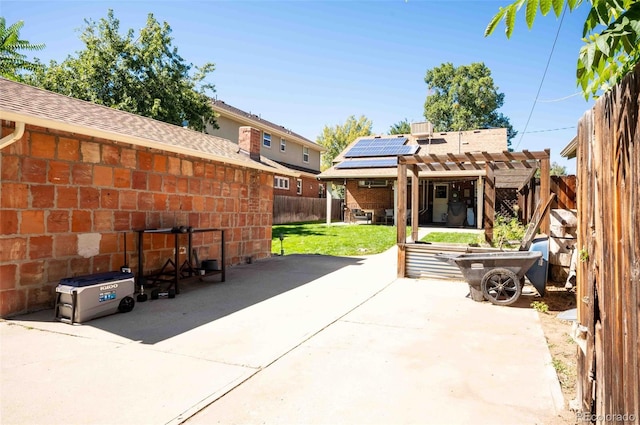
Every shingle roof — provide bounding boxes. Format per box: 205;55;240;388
211;99;323;151
0;78;282;173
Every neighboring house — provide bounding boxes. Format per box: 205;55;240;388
317;124;511;227
209;100;326;198
0;78;282;318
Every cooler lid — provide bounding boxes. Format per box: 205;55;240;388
59;271;134;287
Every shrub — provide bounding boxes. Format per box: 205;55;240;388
492;214;526;249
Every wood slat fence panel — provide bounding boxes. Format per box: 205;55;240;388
273;196;342;224
575;63;639;424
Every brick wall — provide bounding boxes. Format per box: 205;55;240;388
0;123;274;317
345;181;394;222
273;175;322;198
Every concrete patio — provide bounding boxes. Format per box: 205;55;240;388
1;246;563;424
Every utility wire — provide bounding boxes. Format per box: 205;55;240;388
537;92;582;102
514;6;567;151
524;126;576;134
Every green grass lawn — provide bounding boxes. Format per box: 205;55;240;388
272;222;398;256
420;232;481;245
272;223;482;256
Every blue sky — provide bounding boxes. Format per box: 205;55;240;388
4;0;594;173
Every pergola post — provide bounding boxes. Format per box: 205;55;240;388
540;149;551;235
476;176;483;229
411;164;420;242
484;163;496;243
325;183;333;225
397;162;407;277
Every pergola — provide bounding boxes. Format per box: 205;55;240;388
396;149;551;277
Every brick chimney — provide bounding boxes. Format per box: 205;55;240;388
238;126;261;161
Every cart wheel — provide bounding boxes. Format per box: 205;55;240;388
118;296;135;313
481;268;521;306
150;289;159;300
168;288;176;299
136;293;148;302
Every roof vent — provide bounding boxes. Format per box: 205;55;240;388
410;121;433;137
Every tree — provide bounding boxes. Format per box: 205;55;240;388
423;62;517;147
485;0;640;98
550;161;568;176
389;119;411;135
26;10;216;131
317;115;373;170
0;18;45;80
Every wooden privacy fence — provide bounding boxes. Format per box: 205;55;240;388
273;196;342;224
575;64;639;423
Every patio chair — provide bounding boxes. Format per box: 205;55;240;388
384;209;394;225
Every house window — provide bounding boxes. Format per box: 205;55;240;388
263;132;271;148
280;138;286;152
303;147;309;163
296;179;302;195
319;184;325;198
274;176;289;190
358;180;388;188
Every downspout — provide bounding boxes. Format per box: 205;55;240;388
0;122;26;150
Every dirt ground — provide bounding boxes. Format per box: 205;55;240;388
533;282;579;424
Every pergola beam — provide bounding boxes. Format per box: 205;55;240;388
398;149;549;165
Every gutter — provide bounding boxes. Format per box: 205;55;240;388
0;121;25;150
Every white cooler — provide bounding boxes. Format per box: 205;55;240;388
55;271;135;324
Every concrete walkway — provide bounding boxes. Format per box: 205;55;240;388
1;245;563;425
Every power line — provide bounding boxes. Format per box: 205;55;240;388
514;6;567;150
537;92;582;102
524;126;576;134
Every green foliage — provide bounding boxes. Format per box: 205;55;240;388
25;10;216;131
579;247;589;261
531;300;550;313
0;18;45;80
535;161;568;177
552;358;569;375
423;62;517;147
272;222;397;256
317;115;372;170
389;119;412;135
485;0;640;98
550;161;568;176
492;214;527;248
420;232;483;245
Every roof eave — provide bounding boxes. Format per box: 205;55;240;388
212;106;325;152
2;110;279;174
560;136;578;159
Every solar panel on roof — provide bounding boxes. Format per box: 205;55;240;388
335;158;398;169
344;137;419;158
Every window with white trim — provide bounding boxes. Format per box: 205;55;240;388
263;132;271;148
296;179;302;195
303;146;309;163
280;138;286;152
274;176;289;190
